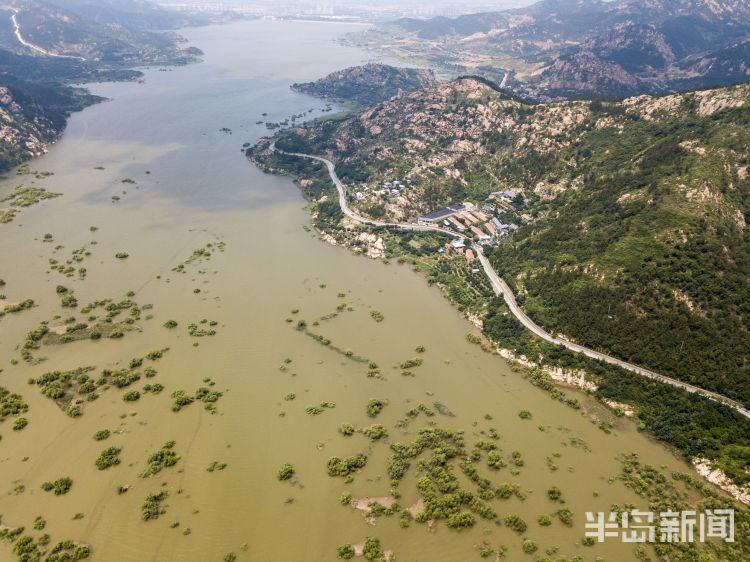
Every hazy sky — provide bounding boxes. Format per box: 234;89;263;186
158;0;539;18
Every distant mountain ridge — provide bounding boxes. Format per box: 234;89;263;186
0;0;202;63
0;0;206;172
348;0;750;97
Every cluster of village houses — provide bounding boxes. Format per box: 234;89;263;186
416;191;534;264
353;179;411;200
351;179;533;266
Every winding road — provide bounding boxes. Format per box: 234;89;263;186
10;9;86;61
271;144;750;420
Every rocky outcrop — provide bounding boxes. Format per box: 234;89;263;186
291;63;438;107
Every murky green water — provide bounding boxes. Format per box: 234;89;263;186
0;20;696;562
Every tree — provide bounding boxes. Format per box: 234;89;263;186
336;544;355;559
278;463;295;481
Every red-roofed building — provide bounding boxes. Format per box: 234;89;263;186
448;216;466;231
470;226;490;240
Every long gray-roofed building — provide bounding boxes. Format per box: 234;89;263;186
418;203;467;224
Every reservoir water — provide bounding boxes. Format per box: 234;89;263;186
0;19;697;561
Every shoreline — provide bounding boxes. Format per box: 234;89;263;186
247;144;750;506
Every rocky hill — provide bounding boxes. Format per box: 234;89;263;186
250;75;750;487
251;77;750;409
291;63;438;107
347;0;750;97
0;74;99;172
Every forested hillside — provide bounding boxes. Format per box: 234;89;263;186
253;78;750;406
0;75;100;172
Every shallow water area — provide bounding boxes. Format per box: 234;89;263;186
0;19;698;562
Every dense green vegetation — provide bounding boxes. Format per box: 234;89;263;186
41;477;73;495
0;386;28;418
327;454;367;480
366;398;386;418
95;446;122;470
141;491;168;521
615;453;750;559
170;386;222;413
487;101;750;408
0;186;62;223
277;463;295;481
141;441;179;476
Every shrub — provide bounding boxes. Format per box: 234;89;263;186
547;486;562;501
336;543;355;559
364;424;388;441
339;423;355;436
369;310;384;322
164;320;178;328
93;429;111;441
12;417;28;430
518;410;532;419
142;491;167;521
327;454;367;478
40;477;72;495
366;398;386;417
504;513;527;533
115;252;129;259
555;507;574;526
122;390;140;402
95;447;122;470
362;537;383;561
538;514;551;526
277;463;295;481
522;540;537;554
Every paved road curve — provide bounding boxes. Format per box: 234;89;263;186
271;145;750;420
10;9;86;61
